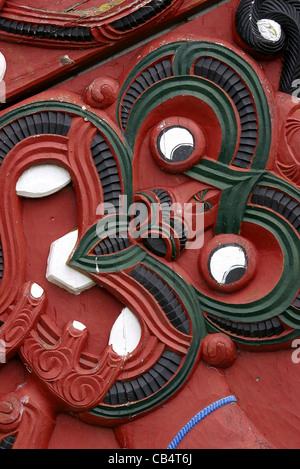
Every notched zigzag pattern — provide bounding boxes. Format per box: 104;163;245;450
112;0;173;31
0;111;73;162
120;58;173;129
207;313;284;339
194;57;258;169
0;435;15;450
130;265;190;334
251;185;300;309
93;235;130;256
104;350;182;405
90;134;122;213
148;189;187;254
0;18;92;42
251;186;300;233
120;54;258;169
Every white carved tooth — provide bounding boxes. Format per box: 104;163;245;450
16;164;72;198
109;307;142;356
72;321;86;331
30;283;44;299
0;52;6;82
46;230;95;295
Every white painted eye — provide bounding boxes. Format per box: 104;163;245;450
257;19;282;42
16;164;71;198
209;244;247;285
109;307;142;356
158;126;195;162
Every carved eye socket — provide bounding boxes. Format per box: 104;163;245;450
157;126;195;162
150;117;206;173
209;244;247;286
198;235;258;293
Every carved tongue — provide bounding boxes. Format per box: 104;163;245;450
109;307;142;356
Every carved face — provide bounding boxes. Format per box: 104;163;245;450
0;36;299;425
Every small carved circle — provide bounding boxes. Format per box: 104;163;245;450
201;333;237;368
83;78;119;109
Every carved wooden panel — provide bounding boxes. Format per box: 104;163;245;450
0;0;299;450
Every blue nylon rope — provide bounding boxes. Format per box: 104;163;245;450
167;395;237;449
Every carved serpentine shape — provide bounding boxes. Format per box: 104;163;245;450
0;30;299;446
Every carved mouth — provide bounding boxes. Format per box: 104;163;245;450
206;313;285;339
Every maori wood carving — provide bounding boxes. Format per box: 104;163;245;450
0;0;299;450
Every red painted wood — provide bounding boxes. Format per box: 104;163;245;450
0;0;298;450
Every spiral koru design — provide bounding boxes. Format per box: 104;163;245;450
236;0;300;94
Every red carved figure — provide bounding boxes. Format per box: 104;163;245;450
0;0;299;450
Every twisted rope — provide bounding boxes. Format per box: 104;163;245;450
167;395;237;449
236;0;300;94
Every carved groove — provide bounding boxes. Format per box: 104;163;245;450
90;134;122;212
112;0;173;31
0;435;15;449
104;350;182;405
251;185;300;309
93;235;130;256
251;186;300;233
194;57;258;168
120;58;173;129
207;313;284;338
130;265;190;334
0;112;73;162
0;18;93;42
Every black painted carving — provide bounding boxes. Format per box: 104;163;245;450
251;185;300;233
130;265;190;334
93;235;130;256
0;18;93;42
0;112;72;162
194;57;258;168
111;0;174;32
90;134;122;213
0;435;15;449
120;59;173;129
104;350;182;405
251;185;300;310
207;313;284;338
236;0;300;94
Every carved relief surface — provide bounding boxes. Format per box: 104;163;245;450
0;0;299;450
